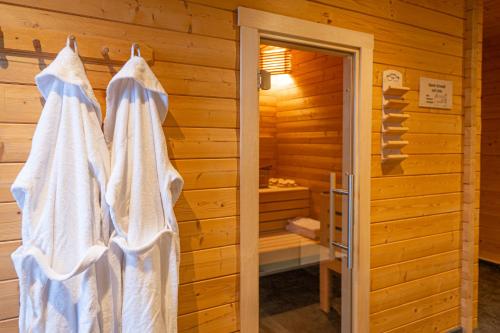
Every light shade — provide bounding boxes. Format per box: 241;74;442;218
260;46;291;75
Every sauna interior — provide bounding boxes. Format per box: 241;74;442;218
258;42;347;331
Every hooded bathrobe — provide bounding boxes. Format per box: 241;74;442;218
104;53;183;332
10;44;118;332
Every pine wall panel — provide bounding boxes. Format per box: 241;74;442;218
258;49;343;219
0;0;478;332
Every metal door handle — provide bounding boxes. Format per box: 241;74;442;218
329;172;354;269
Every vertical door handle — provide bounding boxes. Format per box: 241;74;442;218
330;172;354;270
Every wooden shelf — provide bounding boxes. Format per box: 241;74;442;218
383;86;410;97
383;126;409;134
384;99;410;109
383;140;409;149
383;113;410;121
381;71;409;162
382;154;409;162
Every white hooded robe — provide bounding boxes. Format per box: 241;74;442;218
10;44;118;332
104;52;183;332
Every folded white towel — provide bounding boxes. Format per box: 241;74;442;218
286;217;321;240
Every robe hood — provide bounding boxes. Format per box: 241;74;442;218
35;46;102;123
104;55;168;143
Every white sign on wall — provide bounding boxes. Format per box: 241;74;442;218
419;77;453;109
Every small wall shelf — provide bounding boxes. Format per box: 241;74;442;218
381;70;410;162
383;113;410;121
384;99;410;109
383;126;409;134
383;154;409;162
383;140;409;149
383;86;410;97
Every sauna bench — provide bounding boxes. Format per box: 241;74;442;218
258;186;324;275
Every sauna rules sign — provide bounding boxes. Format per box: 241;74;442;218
419;77;453;109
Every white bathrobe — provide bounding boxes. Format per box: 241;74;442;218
10;46;118;332
104;54;183;332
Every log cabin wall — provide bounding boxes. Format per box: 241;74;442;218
480;0;500;265
275;50;343;220
259;82;278;176
258;48;343;219
0;0;480;332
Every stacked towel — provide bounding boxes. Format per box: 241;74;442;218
286;217;321;240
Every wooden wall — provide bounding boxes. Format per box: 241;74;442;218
259;80;278;175
480;0;500;264
0;1;240;331
259;49;343;219
0;0;479;332
276;51;343;220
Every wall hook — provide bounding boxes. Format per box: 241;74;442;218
66;34;78;53
131;43;141;57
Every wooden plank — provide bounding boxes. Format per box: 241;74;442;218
0;164;22;203
370;250;461;290
259;187;309;203
371;154;462;177
178;216;239;253
259;199;309;213
370;288;460;332
178;302;239;333
0;280;18;320
172;159;238;190
180;245;239;284
1;0;237;40
373;111;463;134
0;125;239;163
372;134;462;155
371;174;461;200
371;231;460;268
194;0;464;54
259;208;310;223
371;193;461;223
0;203;20;242
178;274;238;315
0;85;238;128
0;317;17;333
370;268;460;314
314;0;464;37
371;212;461;245
0;56;237;98
0;241;18;281
0;25;153;62
1;275;238;320
383;306;460;333
0;4;237;69
175;188;237;222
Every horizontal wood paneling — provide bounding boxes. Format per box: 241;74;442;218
0;0;472;331
0;2;241;329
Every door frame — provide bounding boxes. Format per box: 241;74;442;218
238;7;374;333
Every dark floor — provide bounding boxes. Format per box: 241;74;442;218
260;261;500;333
476;260;500;332
259;265;341;333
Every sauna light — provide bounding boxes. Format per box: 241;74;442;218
260;46;291;75
271;74;294;87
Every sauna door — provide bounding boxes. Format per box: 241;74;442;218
257;40;355;333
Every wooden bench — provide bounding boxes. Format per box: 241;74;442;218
258;186;343;313
258;186;327;275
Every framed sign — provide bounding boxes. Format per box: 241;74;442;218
419;77;453;109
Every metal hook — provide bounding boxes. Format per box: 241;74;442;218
131;43;141;57
66;35;78;53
